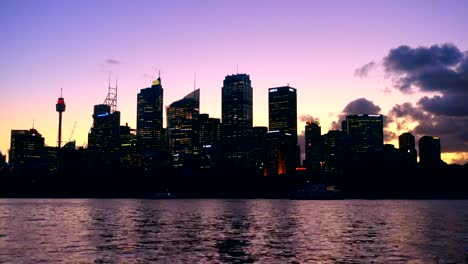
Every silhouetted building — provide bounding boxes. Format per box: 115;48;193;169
304;121;323;174
265;131;297;176
120;123;137;149
252;126;268;175
9;128;45;172
268;85;300;168
346;114;384;154
221;73;253;168
197;114;221;170
88;104;121;151
399;132;417;164
268;86;297;143
167;89;200;169
323;130;352;177
137;74;164;150
419;136;441;165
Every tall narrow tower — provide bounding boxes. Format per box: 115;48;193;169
56;89;66;148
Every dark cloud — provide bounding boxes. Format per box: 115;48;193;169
418;95;468;116
331;98;382;130
354;61;377;78
383;43;468;95
379;43;468;155
106;59;121;65
342;98;381;115
298;114;319;123
387;102;468;152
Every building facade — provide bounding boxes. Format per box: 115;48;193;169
167;89;200;169
137;76;164;150
221;73;253;168
346;114;384;154
419;136;441;165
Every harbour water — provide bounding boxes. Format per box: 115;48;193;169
0;199;467;263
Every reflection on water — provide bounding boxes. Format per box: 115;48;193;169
0;199;467;263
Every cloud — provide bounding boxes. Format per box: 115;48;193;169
377;43;468;155
331;98;382;130
383;43;467;94
387;102;468;152
106;59;121;65
354;61;377;78
298;114;319;123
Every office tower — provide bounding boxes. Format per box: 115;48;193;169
56;89;66;148
398;132;417;164
9;128;45;172
265;130;297;176
197;114;221;170
137;74;164;150
305;120;323;174
87;104;121;151
120;123;137;149
346;114;384;153
167;89;200;169
221;73;253;167
252;126;268;175
419;136;441;165
268;86;297;143
323;130;352;177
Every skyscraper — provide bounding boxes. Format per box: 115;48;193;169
167;89;200;168
268;86;297;143
88;78;121;152
399;132;417;164
305;120;323;174
221;73;253;167
137;74;164;150
197;114;221;170
9;128;45;172
87;104;121;151
419;136;441;165
346;114;384;153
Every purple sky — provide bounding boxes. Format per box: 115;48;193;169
1;0;467;163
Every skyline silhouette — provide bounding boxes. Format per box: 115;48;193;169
1;0;467;164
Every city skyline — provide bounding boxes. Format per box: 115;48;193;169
1;0;467;164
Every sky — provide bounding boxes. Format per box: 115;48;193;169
1;0;467;164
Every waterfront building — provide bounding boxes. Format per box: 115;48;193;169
346;114;384;153
399;132;417;164
304;120;323;174
167;89;200;169
221;73;253;168
419;136;441;165
9;128;45;172
87;104;121;151
197;114;221;170
137;74;164;150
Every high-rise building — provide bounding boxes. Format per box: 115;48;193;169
167;89;200;169
9;128;45;172
265;130;297;176
87;104;121;151
221;73;253;167
305;121;323;174
399;132;417;164
197;114;221;170
346;114;384;153
419;136;441;165
268;86;297;143
137;74;164;150
323;130;352;177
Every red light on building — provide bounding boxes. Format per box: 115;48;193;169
296;167;306;171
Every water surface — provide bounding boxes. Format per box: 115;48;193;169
0;199;466;263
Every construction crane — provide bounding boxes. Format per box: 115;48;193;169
68;121;77;142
